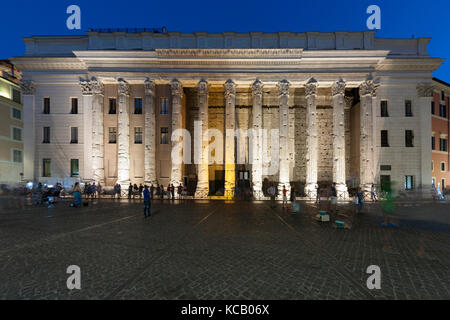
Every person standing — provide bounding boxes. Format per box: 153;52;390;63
171;184;175;200
97;182;102;199
160;185;164;200
167;185;171;200
356;188;364;213
177;184;182;199
282;186;288;209
331;183;338;214
150;184;154;200
371;184;377;202
143;185;151;218
268;184;276;209
128;183;133;199
92;182;97;199
139;184;144;199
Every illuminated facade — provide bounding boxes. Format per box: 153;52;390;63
11;30;443;198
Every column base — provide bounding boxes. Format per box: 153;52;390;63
252;184;263;200
359;183;372;194
336;183;349;200
194;188;209;199
224;188;234;199
304;183;317;199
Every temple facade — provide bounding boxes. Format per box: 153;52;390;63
11;30;443;198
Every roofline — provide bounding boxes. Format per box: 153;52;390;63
433;77;450;88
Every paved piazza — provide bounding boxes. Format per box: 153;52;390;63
0;197;449;300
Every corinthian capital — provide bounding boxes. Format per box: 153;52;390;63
144;78;155;96
91;78;104;96
277;79;290;97
198;79;209;96
20;80;35;95
417;83;434;97
118;78;130;96
252;79;263;97
224;79;236;99
305;77;318;96
359;76;378;97
332;78;346;96
170;79;183;97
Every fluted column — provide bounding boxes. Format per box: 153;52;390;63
91;79;105;184
144;78;157;185
117;79;130;187
277;79;291;198
332;78;348;199
304;78;318;198
195;79;210;198
170;79;184;186
224;79;236;199
359;76;377;192
251;79;264;199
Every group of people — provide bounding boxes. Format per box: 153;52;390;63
83;182;102;199
128;183;188;201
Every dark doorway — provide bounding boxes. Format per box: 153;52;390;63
210;170;225;196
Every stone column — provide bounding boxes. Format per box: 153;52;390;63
90;78;105;184
359;76;377;193
195;79;210;198
304;78;319;198
332;78;349;199
79;79;93;181
144;78;157;185
224;79;236;199
170;79;184;186
277;79;291;198
251;79;264;199
20;80;36;182
117;79;130;187
417;83;434;196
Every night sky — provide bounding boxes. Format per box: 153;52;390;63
1;0;449;80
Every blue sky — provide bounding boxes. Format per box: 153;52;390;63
1;0;449;80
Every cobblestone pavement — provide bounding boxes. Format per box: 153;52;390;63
0;196;449;299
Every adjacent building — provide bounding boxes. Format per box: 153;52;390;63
431;78;450;190
10;29;443;198
0;60;23;184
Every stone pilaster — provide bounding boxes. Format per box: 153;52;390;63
304;78;318;198
224;79;236;199
251;79;264;199
195;79;210;198
277;79;291;198
144;78;157;185
332;78;348;199
170;79;184;186
20;80;36;181
117;79;130;187
359;76;377;193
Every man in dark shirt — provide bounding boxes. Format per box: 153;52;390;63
143;185;151;218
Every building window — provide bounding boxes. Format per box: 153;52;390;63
12;108;21;120
441;91;445;101
134;98;143;114
13;149;22;163
134;127;143;144
405;100;413;117
381;101;389;117
43;127;50;143
108;127;117;144
12;88;21;104
431;101;435;114
109;98;117;114
439;104;447;118
70;159;79;177
441;162;446;172
432;136;436;150
442;179;446;189
71;98;78;114
43;159;51;177
160;127;169;144
405;130;414;147
405;176;414;190
70;127;78;144
440;138;448;152
160;98;169;115
43;97;50;114
12;127;22;141
381;130;389;147
380;165;391;171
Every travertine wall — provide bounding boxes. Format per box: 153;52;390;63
317;106;334;183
